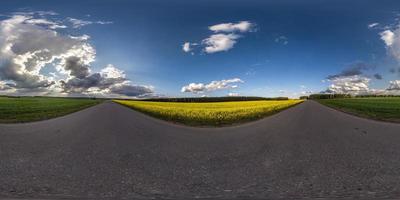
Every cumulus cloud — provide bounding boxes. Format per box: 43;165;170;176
181;78;244;93
325;75;371;94
181;83;205;93
209;21;253;33
380;30;394;46
202;34;240;53
387;80;400;91
182;42;191;52
64;56;91;79
380;26;400;62
183;21;255;54
0;12;153;98
323;62;377;94
379;23;400;78
58;64;153;97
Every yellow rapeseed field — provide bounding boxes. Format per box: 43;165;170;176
114;99;303;126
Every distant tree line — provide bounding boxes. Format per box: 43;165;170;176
308;94;351;99
141;96;289;102
307;94;400;99
355;94;400;98
299;96;309;100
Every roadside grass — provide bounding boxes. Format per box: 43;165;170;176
0;96;103;123
114;99;303;126
317;97;400;122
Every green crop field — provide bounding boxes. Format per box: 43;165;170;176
114;99;303;126
318;97;400;122
0;96;103;123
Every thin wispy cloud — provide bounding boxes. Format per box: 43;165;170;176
368;22;379;29
275;36;288;45
67;17;113;28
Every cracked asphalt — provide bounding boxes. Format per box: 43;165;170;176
1;101;400;199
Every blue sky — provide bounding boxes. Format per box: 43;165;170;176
1;0;400;98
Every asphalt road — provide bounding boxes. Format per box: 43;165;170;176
1;101;400;199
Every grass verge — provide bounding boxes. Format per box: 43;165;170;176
114;99;303;126
0;96;103;123
317;97;400;123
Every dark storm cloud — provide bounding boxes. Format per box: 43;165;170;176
374;73;383;80
326;62;374;80
0;12;155;97
61;73;154;97
110;84;154;96
61;73;102;92
64;56;90;79
0;61;55;89
389;67;400;76
61;73;125;92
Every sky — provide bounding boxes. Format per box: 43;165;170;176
1;0;400;98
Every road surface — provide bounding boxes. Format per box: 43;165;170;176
1;101;400;199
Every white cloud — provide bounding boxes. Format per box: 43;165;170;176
67;17;113;28
181;78;244;93
67;18;92;28
209;21;253;33
228;92;239;96
387;80;400;90
25;18;67;29
380;30;394;46
0;12;152;98
180;83;205;93
96;21;113;25
183;21;254;54
182;42;192;52
325;75;370;94
379;26;400;62
100;64;125;79
202;33;240;53
69;34;90;41
206;78;243;90
368;22;379;29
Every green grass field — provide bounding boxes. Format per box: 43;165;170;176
318;97;400;122
0;96;103;123
114;99;303;126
